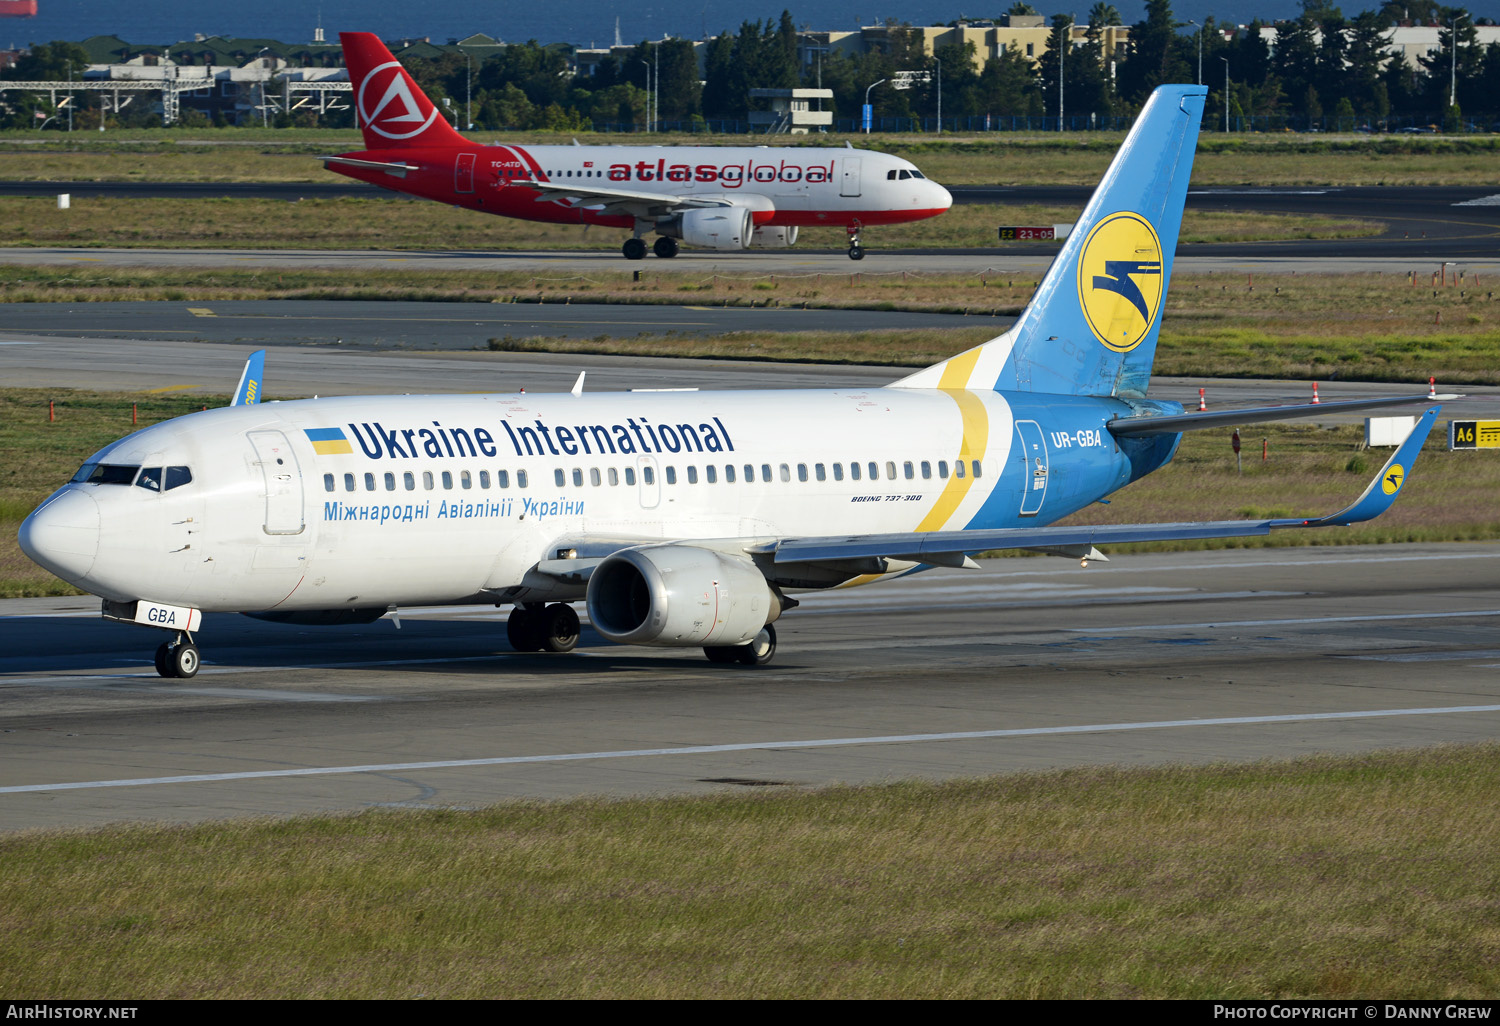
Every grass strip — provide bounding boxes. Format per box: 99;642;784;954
2;745;1498;998
0;195;1379;251
3;388;1495;597
8;132;1500;185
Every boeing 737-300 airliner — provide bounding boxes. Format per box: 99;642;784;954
20;85;1449;678
322;32;952;260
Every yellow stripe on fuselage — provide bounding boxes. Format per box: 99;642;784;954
915;386;990;533
310;438;354;455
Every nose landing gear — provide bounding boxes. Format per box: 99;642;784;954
154;634;200;679
847;221;865;261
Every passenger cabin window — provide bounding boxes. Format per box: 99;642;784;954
904;461;914;480
780;464;791;483
921;461;932;479
321;473;334;493
497;470;509;489
423;471;434;490
590;468;602;486
572;468;584;487
886;461;897;480
665;466;677;485
833;463;844;481
724;465;735;483
517;470;529;488
479;471;490;489
554;469;566;487
815;463;826;481
642;466;654;486
686;466;698;484
797;464;808;483
442;471;453;490
461;471;472;490
404;472;416;491
850;462;861;481
385;472;396;491
867;462;879;480
344;473;356;492
625;467;636;485
705;466;717;484
955;461;966;479
972;460;983;478
938;461;949;479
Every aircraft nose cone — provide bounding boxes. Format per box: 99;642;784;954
18;489;100;585
930;180;953;211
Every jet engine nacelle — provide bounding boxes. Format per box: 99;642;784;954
660;207;753;251
750;225;798;248
586;544;774;646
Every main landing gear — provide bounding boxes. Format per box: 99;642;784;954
703;623;777;666
846;222;865;261
507;603;581;653
622;236;680;260
153;633;200;679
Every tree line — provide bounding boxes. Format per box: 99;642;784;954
3;2;1499;131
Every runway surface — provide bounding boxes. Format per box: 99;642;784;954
4;545;1500;831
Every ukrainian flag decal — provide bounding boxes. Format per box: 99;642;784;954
305;427;354;455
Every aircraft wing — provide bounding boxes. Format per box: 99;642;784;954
764;406;1440;570
520;180;731;219
1109;393;1459;436
231;350;265;407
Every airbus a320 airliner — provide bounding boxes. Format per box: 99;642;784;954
21;85;1448;678
322;32;952;260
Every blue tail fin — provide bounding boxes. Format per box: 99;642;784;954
893;85;1206;398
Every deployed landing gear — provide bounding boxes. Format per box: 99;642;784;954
508;603;581;654
153;635;200;679
704;623;777;666
622;237;648;260
847;222;865;261
652;236;679;259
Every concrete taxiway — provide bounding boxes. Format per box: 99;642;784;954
3;545;1500;831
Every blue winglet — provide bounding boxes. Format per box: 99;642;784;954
1271;406;1440;529
232;350;265;406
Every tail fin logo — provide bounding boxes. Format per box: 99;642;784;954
1077;211;1164;354
357;60;438;141
1382;464;1405;495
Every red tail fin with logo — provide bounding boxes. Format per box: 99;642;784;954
340;31;469;150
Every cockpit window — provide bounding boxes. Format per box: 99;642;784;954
910;169;925;179
136;467;162;492
81;464;140;486
70;464;96;483
165;466;192;490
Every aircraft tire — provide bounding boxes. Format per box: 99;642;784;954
542;603;581;653
652;236;679;258
735;623;777;666
703;645;739;663
154;642;174;678
170;643;200;679
622;238;648;260
507;608;546;652
848;245;865;261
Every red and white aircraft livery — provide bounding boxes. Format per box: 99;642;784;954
323;32;953;260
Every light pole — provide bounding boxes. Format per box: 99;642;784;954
1450;13;1466;116
934;56;941;134
1057;22;1065;132
637;58;651;132
1220;56;1230;133
256;47;271;128
864;77;885;134
463;49;472;130
1189;20;1202;86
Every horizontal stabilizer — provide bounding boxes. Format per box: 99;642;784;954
1110;393;1458;436
319;155;419;177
